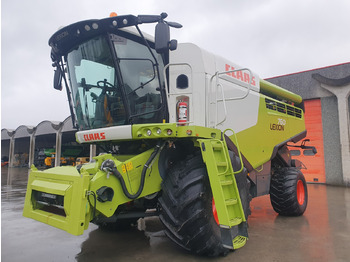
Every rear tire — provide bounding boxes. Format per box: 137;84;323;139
270;167;308;216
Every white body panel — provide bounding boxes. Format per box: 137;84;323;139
169;43;260;133
76;125;132;144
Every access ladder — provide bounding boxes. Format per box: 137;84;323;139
198;137;248;249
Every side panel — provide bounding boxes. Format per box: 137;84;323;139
234;96;306;169
210;56;261;133
169;43;210;127
169;43;261;132
210;81;261;133
169;43;306;170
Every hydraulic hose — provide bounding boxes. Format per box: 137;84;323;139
101;141;164;200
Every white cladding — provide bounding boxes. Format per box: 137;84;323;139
76;125;132;143
169;43;260;133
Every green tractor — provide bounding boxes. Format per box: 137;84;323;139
23;13;312;256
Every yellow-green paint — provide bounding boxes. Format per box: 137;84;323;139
260;79;302;104
199;138;247;249
23;149;164;235
89;151;163;217
199;139;246;225
234;95;305;169
23;166;91;235
132;123;222;140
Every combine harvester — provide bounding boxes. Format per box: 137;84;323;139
23;13;314;256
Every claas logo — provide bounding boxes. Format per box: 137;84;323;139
83;132;106;141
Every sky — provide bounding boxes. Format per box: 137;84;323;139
1;0;350;130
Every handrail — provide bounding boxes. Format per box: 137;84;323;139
162;63;193;98
210;68;254;128
223;128;244;174
162;63;193;126
216;83;227;126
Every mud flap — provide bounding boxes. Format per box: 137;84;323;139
23;165;91;235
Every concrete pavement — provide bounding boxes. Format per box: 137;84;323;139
2;167;350;262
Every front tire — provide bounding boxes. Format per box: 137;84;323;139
270;167;308;216
158;152;251;256
158;154;228;256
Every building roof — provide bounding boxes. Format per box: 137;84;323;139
13;125;35;138
1;116;76;140
1;129;15;140
265;62;350;100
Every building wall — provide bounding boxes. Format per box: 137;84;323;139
267;62;350;186
321;96;343;185
1;140;10;159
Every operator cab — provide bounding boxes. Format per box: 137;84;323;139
50;13;181;130
66;32;164;129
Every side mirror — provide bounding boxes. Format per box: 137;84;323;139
155;22;171;54
151;13;181;53
53;68;63;91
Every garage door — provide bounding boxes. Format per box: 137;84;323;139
289;99;326;183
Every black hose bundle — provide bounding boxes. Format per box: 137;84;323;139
100;141;163;199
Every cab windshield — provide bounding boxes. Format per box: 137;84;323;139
66;33;164;130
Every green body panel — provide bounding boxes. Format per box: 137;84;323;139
89;151;163;217
131;123;222;140
234;95;306;169
23;148;163;234
23;165;90;235
260;79;302;104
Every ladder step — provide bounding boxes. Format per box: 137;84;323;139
232;235;247;249
225;198;238;206
220;180;233;186
216;162;228;167
211;144;223;150
229;218;243;227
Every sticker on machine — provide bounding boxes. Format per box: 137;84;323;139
270;118;286;131
76;125;132;143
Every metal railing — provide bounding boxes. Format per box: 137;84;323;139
209;68;254;127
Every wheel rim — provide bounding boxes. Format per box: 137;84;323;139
296;180;305;205
212;198;219;225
